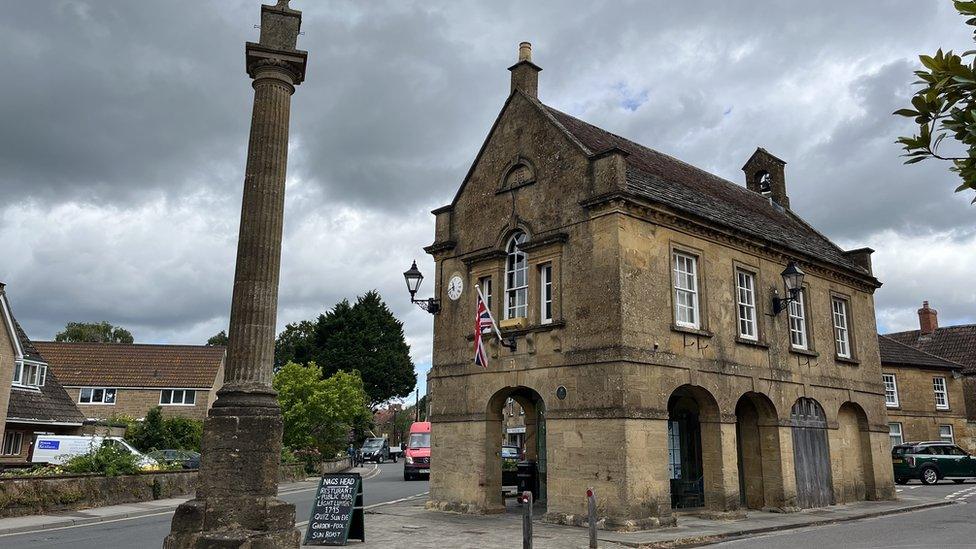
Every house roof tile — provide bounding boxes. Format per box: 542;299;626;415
878;334;965;371
34;341;225;388
884;324;976;374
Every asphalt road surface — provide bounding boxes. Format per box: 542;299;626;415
715;479;976;548
0;462;428;549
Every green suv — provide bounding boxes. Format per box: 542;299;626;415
892;441;976;485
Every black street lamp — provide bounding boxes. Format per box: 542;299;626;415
403;260;440;314
772;261;806;315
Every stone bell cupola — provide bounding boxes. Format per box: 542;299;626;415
509;42;541;98
742;147;789;209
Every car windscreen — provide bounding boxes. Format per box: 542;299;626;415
362;440;383;449
501;447;519;459
409;433;430;449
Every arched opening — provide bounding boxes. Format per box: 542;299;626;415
754;170;772;196
735;392;783;510
667;385;721;510
836;402;876;503
486;386;546;513
790;397;834;508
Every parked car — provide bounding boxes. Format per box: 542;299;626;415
30;435;158;470
361;437;395;463
892;441;976;485
403;421;431;481
501;445;522;495
148;449;201;469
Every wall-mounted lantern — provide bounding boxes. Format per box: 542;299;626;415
403;260;440;314
772;261;805;315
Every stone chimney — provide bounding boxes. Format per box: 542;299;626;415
742;147;789;209
509;41;541;98
918;301;939;335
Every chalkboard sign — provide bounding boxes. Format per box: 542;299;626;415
303;473;365;546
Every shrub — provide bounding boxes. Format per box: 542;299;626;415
128;407;203;452
61;443;140;477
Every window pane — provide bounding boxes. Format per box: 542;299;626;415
672;253;699;328
93;388;104;402
80;388;92;403
940;425;954;443
104;389;117;404
882;374;898;407
736;271;757;339
161;390;172;405
185;391;196;405
788;291;807;349
12;362;21;384
888;423;903;447
832;298;850;358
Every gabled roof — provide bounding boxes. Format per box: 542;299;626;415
542;105;870;277
878;334;965;371
34;341;225;389
884;325;976;374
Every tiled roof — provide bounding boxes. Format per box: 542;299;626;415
884;325;976;374
34;341;225;388
12;318;44;363
7;369;86;424
878;334;964;371
542;105;871;277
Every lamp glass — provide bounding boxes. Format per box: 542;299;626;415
781;262;805;293
403;261;424;296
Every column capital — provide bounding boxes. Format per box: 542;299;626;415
245;42;307;85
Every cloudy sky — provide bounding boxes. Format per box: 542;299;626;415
1;0;973;394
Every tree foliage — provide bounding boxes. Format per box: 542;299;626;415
895;1;976;201
55;321;133;344
206;330;228;347
273;362;370;457
274;291;417;406
127;407;203;452
62;443;141;477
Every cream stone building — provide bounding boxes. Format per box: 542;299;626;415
423;43;895;529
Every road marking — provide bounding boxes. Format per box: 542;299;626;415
0;510;176;538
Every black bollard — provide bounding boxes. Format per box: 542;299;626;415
518;490;533;549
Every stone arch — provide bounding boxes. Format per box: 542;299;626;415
485;386;546;512
667;385;723;510
499;156;537;190
735;392;785;510
790;397;834;508
835;402;876;503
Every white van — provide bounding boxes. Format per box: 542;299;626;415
30;435;158;469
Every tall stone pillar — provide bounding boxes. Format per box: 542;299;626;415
165;2;307;547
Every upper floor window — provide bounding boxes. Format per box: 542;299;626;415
80;387;117;405
735;269;757;340
505;232;528;319
540;264;553;324
672;252;700;329
13;361;46;389
882;374;899;408
161;388;196;406
788;290;808;350
933;377;949;410
832;297;851;358
478;276;493;309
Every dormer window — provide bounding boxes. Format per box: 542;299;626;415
12;361;46;388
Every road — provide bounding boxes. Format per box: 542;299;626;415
715;479;976;548
0;462;427;549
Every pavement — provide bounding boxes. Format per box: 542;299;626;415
0;462;427;549
0;469;970;548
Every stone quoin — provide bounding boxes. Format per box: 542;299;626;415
423;42;895;530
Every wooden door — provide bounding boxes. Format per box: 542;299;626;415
791;398;834;508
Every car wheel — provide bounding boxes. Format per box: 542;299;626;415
895;477;909;485
378;456;385;464
920;466;939;485
953;479;965;484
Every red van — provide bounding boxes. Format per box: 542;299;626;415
403;421;431;481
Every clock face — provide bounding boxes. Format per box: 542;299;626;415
447;275;464;301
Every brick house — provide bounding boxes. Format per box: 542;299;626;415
0;285;85;465
424;43;893;528
34;341;226;421
884;301;976;449
878;334;970;452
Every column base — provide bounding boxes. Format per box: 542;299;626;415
543;511;676;531
164;497;300;549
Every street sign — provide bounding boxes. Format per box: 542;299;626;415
303;473;365;546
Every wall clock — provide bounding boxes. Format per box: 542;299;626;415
447;274;464;301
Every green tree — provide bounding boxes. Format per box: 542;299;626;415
274;291;417;406
274;320;317;371
895;1;976;201
206;330;228;347
273;362;370;457
127;407;203;452
55;321;134;344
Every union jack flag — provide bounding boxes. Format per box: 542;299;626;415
474;286;497;368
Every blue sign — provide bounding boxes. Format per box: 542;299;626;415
37;440;60;450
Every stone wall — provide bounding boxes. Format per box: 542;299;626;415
0;470;197;518
318;457;352;475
